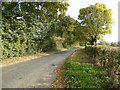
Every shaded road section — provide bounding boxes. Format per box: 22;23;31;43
2;48;78;88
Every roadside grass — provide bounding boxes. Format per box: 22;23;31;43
53;47;110;88
66;47;94;63
64;61;110;88
1;48;67;67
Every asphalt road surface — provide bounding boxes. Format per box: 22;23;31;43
2;48;78;88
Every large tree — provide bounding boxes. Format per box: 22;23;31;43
1;1;69;58
78;3;113;45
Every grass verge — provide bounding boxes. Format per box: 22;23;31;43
53;47;110;88
64;60;110;88
52;65;66;88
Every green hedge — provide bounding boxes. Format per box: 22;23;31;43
85;46;120;88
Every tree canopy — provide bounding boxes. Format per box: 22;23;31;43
78;3;113;45
1;2;114;59
1;1;70;59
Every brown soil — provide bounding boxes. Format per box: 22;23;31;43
52;65;66;88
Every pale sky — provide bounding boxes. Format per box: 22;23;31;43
66;0;119;42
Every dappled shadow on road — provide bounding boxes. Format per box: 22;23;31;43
54;48;79;56
54;51;68;54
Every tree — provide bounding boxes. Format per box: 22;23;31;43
55;15;78;48
78;3;113;45
1;1;69;58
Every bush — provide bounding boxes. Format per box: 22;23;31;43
41;37;56;52
85;46;120;88
65;61;110;88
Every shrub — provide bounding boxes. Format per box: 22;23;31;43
65;61;110;88
85;46;120;88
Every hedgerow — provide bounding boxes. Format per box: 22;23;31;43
85;46;120;88
1;2;78;59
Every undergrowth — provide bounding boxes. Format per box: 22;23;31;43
65;60;110;88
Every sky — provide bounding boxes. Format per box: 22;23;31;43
66;0;120;43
